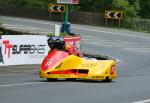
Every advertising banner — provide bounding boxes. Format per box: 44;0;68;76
0;35;49;66
0;35;4;64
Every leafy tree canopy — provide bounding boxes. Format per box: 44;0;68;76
0;0;149;19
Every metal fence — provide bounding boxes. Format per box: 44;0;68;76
134;18;150;32
0;4;104;25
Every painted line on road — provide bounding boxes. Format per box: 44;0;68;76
125;48;150;53
83;38;150;53
73;26;150;39
133;99;150;103
3;17;53;25
0;82;46;88
3;17;150;39
2;24;52;31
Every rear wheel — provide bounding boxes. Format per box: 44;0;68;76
103;77;112;82
47;78;57;81
66;78;76;81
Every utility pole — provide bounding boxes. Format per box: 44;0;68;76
64;4;69;32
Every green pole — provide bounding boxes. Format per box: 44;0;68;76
64;4;69;32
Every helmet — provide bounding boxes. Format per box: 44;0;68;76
47;37;55;49
55;38;65;49
47;36;65;50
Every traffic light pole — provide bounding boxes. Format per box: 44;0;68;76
64;4;69;32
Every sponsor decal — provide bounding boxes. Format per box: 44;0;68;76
2;40;46;59
81;63;97;68
55;63;62;69
92;76;104;79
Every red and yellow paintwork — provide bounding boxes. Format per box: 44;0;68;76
39;49;117;81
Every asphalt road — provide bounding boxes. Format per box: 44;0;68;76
0;16;150;103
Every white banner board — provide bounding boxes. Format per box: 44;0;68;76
57;0;73;4
57;0;78;4
0;35;49;66
0;35;3;64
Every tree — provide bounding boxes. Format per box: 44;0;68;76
111;0;141;29
139;0;150;19
112;0;140;18
76;0;113;12
0;0;149;19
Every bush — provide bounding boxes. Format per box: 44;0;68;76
111;0;142;30
0;19;3;35
112;0;140;18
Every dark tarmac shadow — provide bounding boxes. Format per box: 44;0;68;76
32;79;115;84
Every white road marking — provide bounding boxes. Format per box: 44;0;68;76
0;82;46;88
133;99;150;103
125;48;150;52
3;17;150;39
83;38;150;53
2;24;51;31
73;26;150;39
3;17;53;25
83;38;138;47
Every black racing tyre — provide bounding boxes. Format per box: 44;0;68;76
66;78;76;81
47;78;57;81
103;77;112;82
